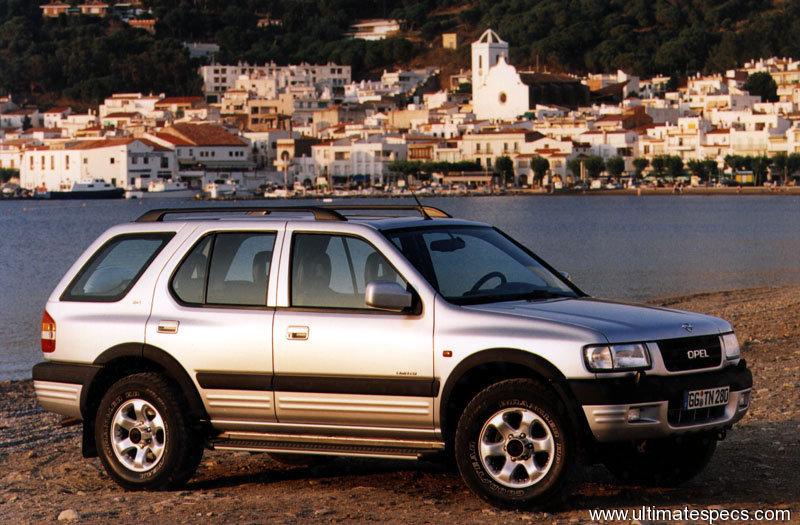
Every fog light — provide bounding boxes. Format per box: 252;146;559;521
738;392;750;410
627;408;641;422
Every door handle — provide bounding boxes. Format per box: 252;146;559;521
287;326;309;340
157;320;180;334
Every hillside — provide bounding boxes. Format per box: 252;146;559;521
0;0;798;106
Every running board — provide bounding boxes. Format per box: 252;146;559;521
212;431;445;460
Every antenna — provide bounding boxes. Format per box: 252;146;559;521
408;185;431;220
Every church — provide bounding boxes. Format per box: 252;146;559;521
471;29;589;120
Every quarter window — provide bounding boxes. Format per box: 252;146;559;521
291;234;405;309
62;233;174;302
171;232;276;307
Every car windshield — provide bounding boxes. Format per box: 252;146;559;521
383;225;580;305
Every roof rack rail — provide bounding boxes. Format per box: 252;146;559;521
135;206;345;223
328;205;452;219
134;205;451;223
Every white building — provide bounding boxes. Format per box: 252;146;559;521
20;137;176;190
347;19;400;41
99;93;163;118
199;62;351;101
311;135;406;185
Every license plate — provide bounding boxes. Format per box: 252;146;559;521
683;386;729;410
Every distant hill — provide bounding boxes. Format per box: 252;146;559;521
1;0;798;106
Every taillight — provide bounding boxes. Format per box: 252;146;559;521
41;310;56;353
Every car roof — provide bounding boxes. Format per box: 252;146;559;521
130;205;489;232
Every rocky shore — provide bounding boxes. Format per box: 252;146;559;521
1;287;798;524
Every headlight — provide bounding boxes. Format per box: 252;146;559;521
584;343;651;372
721;332;740;360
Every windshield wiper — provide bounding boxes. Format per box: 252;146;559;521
453;290;574;305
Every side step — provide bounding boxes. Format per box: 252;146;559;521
212;431;445;460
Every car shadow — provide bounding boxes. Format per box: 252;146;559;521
187;420;798;511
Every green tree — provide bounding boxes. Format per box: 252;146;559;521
744;72;778;102
531;156;549;184
702;160;719;182
787;153;800;181
584;156;606;178
665;155;685;179
567;158;582;178
771;152;788;184
651;155;666;176
495;156;515;185
751;155;770;185
605;156;625;177
632;157;649;178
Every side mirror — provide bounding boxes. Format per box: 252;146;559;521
365;281;413;312
560;271;571;281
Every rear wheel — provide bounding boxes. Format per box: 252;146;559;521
95;372;204;490
602;433;717;486
454;378;578;510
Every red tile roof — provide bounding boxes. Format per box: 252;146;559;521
158;123;247;147
155;96;204;107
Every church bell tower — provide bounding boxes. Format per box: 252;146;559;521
471;29;509;91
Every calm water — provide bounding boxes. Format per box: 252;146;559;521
2;195;799;379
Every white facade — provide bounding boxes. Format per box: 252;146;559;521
199;62;351;100
20;138;176;190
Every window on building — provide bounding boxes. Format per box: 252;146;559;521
50;156;54;170
110;157;115;164
65;156;69;170
290;233;406;309
131;156;138;165
143;157;149;165
161;156;169;168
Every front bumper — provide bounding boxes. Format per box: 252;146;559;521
569;360;752;442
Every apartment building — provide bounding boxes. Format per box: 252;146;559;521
199;62;351;101
19;137;175;190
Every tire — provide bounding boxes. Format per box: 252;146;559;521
602;433;717;486
95;372;204;490
454;378;579;510
267;453;333;467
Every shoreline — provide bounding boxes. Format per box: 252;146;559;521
1;285;798;522
3;185;800;203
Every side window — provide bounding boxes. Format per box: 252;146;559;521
63;233;174;302
171;232;276;307
171;235;212;304
291;234;405;309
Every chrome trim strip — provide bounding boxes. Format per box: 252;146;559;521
33;380;82;419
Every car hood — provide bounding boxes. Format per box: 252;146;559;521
465;297;730;342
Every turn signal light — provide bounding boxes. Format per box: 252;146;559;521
41;310;56;353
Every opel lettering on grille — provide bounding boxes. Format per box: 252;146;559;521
687;349;709;359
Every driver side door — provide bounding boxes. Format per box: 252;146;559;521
272;228;436;434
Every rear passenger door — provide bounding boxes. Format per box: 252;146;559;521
146;225;283;429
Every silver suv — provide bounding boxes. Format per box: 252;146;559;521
33;205;752;509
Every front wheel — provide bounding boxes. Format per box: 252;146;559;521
95;372;204;490
602;433;717;486
454;378;578;510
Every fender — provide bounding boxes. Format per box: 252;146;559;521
439;348;576;437
88;342;207;420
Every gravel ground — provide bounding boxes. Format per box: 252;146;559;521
1;287;798;524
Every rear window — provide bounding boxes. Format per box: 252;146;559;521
62;232;174;302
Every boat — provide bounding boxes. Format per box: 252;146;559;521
125;179;198;199
37;179;125;200
204;180;238;199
